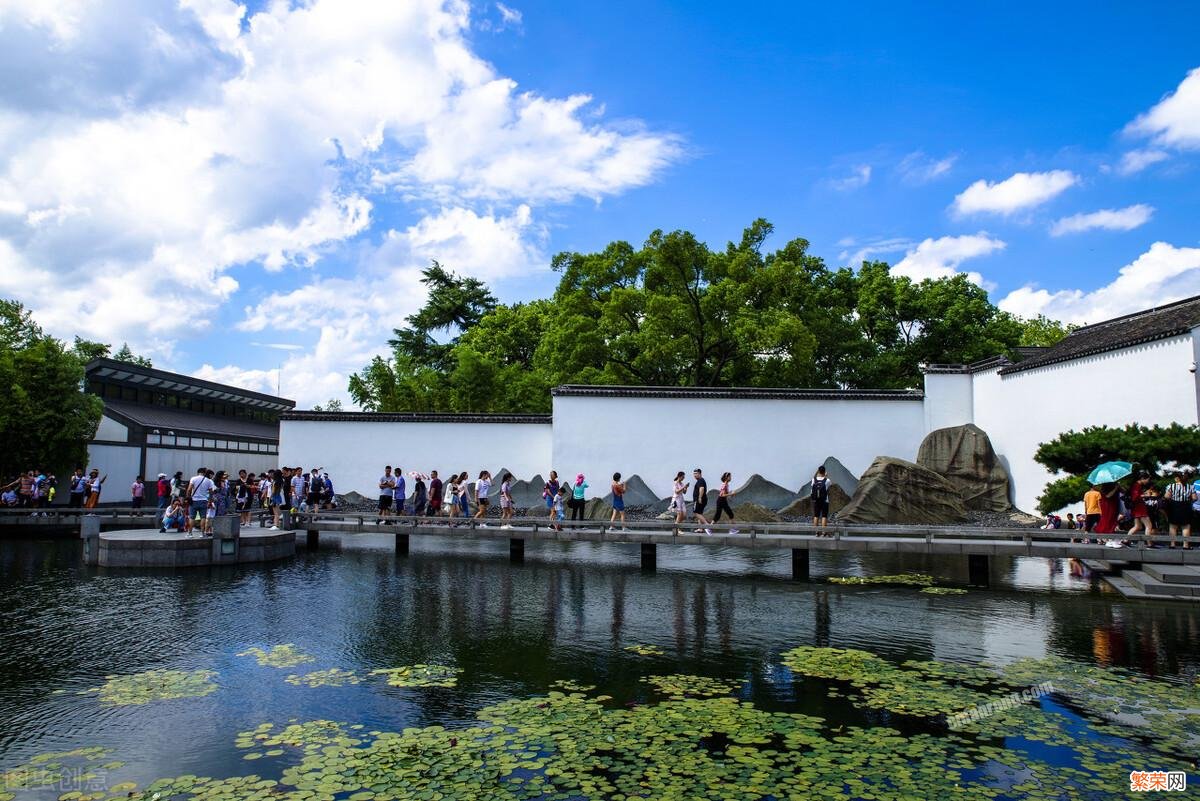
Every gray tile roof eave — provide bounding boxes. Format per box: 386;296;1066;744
281;411;553;424
550;385;923;401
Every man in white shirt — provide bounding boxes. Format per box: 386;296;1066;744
186;468;215;536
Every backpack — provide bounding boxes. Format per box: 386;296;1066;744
811;477;829;501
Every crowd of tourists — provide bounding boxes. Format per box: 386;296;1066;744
1063;470;1198;549
369;464;838;535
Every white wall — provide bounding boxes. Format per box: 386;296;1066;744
279;419;554;498
85;444;141;489
551;394;926;498
971;335;1199;513
94;415;129;442
922;373;973;434
144;448;278;480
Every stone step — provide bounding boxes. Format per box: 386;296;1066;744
1122;570;1200;597
1081;559;1127;574
1103;575;1200;602
1143;564;1200;585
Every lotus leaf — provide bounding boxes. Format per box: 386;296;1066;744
623;644;665;656
285;668;362;688
237;644;315;669
78;669;217;706
369;664;461;688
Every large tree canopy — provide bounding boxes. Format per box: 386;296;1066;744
0;300;104;478
351;220;1070;413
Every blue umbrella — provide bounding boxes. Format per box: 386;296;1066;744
1087;461;1133;484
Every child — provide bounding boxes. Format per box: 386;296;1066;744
553;485;567;531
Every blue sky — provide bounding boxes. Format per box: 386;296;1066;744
0;0;1197;406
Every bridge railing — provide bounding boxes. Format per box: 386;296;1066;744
1;506;1191;547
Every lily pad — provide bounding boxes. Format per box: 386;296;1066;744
237;644;315;669
78;669;217;706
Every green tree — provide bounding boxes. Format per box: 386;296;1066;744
0;300;104;479
311;398;343;412
1032;423;1200;513
113;342;153;367
1015;315;1074;348
70;336;110;363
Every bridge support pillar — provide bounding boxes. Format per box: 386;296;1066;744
510;537;524;562
640;542;656;571
968;553;990;587
80;516;100;567
791;548;810;581
306;529;319;549
395;532;409;556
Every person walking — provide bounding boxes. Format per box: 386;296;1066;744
377;466;395;523
1164;472;1192;549
498;473;514;527
412;473;428;516
269;469;285;530
393;468;407;516
428;470;443;516
610;472;627;527
570;474;588;522
458;471;471;518
553;485;567;531
671;471;689;525
811;466;832;533
544;471;560;521
712;471;739;534
692;468;711;533
1127;472;1155;546
447;473;461;523
130;475;145;515
473;470;492;525
1096;483;1122;547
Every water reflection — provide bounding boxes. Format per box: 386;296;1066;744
0;531;1197;779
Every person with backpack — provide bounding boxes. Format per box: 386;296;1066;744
810;466;832;533
68;468;88;508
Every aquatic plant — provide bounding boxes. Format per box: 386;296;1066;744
284;668;362;688
549;679;596;692
921;586;968;595
78;669;217;706
623;643;665;656
828;573;934;586
642;673;741;699
369;664;461;688
236;644;315;669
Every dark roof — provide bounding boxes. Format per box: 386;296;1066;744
281;411;552;424
551;385;923;401
103;401;279;439
921;356;1012;375
86;358;295;411
999;294;1200;376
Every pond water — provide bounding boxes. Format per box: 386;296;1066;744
1;532;1197;800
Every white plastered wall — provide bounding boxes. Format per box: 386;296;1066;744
550;394;926;499
278;420;553;498
971;335;1199;513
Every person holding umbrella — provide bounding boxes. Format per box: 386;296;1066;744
1087;461;1131;548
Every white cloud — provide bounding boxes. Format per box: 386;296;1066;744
838;236;915;266
999;242;1200;325
891;233;1006;285
829;164;871;191
0;0;682;407
1049;204;1154;236
897;151;956;184
951;170;1079;217
1126;67;1200;150
1115;148;1169;175
496;2;522;26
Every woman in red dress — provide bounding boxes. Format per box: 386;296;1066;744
1096;482;1121;546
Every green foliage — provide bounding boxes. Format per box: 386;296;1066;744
1016;315;1074;347
0;300;103;478
1033;423;1200;512
353;222;1069;411
311;398;343;412
113;342;152;367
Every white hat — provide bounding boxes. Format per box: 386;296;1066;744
157;473;167;478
